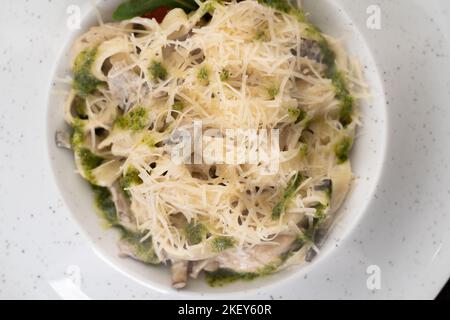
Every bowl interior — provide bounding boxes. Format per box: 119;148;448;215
46;0;387;296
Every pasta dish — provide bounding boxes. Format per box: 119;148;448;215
56;0;364;288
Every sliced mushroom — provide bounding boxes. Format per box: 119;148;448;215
171;260;189;289
189;48;206;65
55;131;71;150
315;179;332;194
300;38;323;62
107;59;145;112
305;167;351;262
305;224;330;262
291;38;323;63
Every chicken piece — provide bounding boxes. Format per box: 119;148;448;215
214;235;296;273
190;260;220;279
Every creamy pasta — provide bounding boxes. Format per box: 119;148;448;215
56;0;364;288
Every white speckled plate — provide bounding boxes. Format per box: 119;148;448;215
1;0;450;300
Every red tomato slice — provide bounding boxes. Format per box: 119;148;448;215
141;6;171;24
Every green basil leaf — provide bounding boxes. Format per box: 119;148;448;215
271;172;304;219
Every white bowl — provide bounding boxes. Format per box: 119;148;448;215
47;0;387;296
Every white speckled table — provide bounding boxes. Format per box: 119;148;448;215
1;0;450;299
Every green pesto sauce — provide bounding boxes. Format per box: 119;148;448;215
92;185;159;264
305;25;354;127
312;203;327;225
119;167;143;199
211;236;236;252
220;69;230;82
70;119;104;184
73;47;102;97
272;172;304;219
198;66;210;83
301;203;329;242
254;30;268;42
203;1;217;14
92;185;118;225
305;26;338;78
205;268;258;287
77;148;104;184
334;136;353;164
319;41;337;76
288;108;307;124
149;60;168;81
279;237;305;262
322;50;353;126
299;143;308;158
185;221;207;245
78;148;104;171
114;107;148;131
300;231;314;246
267;86;279;100
121;230;160;264
172;102;184;112
332;71;350;98
205;263;278;287
70;118;85;148
74;96;88;119
332;72;354;126
338;94;354;127
141;133;155;149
